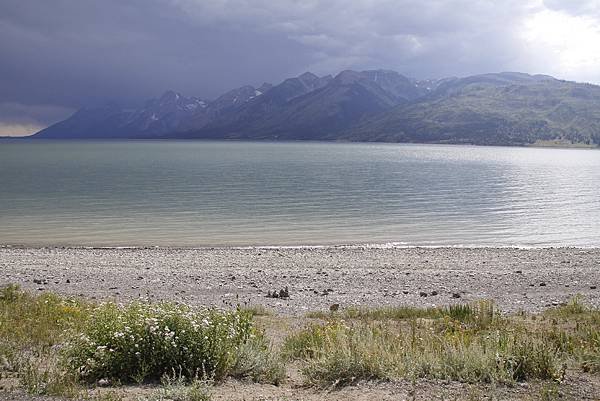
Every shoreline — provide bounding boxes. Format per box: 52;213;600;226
2;246;599;315
2;243;598;250
5;136;599;150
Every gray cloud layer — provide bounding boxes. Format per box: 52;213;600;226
1;0;599;134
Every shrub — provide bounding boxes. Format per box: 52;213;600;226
283;322;338;360
140;378;213;401
64;302;261;383
286;317;564;387
231;335;285;384
17;352;80;397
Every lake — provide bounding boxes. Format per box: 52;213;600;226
1;140;599;247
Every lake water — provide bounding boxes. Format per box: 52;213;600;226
1;140;599;247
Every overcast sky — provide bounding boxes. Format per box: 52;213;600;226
2;0;600;136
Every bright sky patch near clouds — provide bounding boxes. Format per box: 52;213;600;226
522;2;600;84
0;102;73;137
0;123;45;137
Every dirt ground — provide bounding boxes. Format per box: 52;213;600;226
1;246;600;315
2;246;600;400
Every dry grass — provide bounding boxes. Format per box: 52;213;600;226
0;285;283;399
1;285;599;398
286;300;600;387
307;302;484;322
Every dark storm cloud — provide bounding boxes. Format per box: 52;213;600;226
0;0;598;135
0;0;310;106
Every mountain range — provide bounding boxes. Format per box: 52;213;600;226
32;70;600;147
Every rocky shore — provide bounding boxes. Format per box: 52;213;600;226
1;246;599;314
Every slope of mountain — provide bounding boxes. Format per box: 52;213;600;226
182;70;410;139
361;69;427;101
346;75;600;145
177;72;334;138
32;70;600;146
33;103;126;139
33;84;270;139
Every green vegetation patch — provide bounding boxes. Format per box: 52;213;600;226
308;301;492;323
0;285;282;398
2;285;600;397
288;300;600;387
542;297;600;373
64;302;260;383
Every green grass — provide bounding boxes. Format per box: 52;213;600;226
139;377;213;401
2;285;600;396
284;320;564;386
0;285;283;398
542;297;600;373
287;300;600;387
0;284;91;396
307;301;495;325
0;284;91;360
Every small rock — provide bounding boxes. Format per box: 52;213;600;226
591;286;597;290
97;378;110;387
419;291;428;297
66;279;71;284
539;282;547;287
267;287;290;299
515;270;522;274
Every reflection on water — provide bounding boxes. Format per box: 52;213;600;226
1;140;599;247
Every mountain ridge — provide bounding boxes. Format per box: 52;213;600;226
32;70;600;147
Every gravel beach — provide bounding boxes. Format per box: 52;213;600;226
1;246;599;314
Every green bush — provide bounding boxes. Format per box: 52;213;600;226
64;302;259;383
231;335;285;384
286;318;564;387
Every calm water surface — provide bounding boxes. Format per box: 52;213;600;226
1;140;599;247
